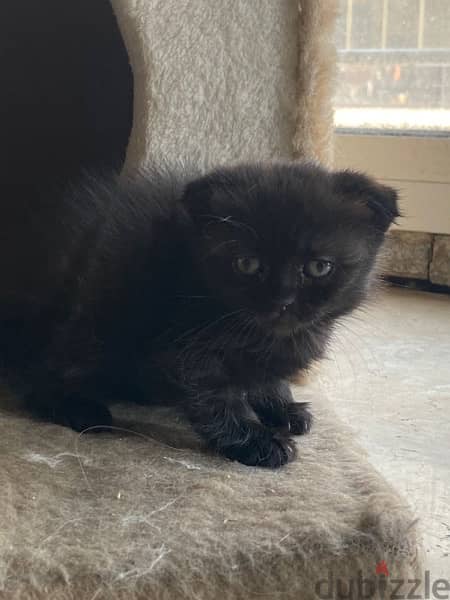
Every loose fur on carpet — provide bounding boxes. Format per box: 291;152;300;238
0;390;421;600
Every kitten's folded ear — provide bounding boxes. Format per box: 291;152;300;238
332;170;400;233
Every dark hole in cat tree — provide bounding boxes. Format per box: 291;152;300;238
0;0;133;197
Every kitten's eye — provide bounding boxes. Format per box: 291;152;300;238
234;256;261;276
305;259;334;278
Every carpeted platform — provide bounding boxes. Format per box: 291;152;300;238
0;390;422;599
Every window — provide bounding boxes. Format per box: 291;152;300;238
333;0;450;235
334;0;450;132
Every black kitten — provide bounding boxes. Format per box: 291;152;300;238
0;162;398;467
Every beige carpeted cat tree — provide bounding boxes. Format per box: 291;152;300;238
0;2;423;599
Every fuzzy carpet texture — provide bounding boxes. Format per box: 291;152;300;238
1;1;424;598
110;0;338;170
0;391;422;599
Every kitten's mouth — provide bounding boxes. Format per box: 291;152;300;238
259;306;316;337
272;315;300;336
259;307;301;336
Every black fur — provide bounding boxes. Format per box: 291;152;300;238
0;162;398;467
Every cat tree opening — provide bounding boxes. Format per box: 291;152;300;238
0;0;133;196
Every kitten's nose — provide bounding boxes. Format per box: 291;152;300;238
273;293;296;314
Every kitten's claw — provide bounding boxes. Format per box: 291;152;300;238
223;432;297;468
254;398;313;437
287;403;313;436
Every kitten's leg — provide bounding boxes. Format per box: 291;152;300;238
25;389;113;432
54;397;113;432
185;386;296;468
22;322;114;431
248;381;313;436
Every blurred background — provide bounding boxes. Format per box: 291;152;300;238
334;0;450;132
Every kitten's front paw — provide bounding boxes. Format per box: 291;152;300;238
223;432;297;468
287;402;313;436
253;397;313;436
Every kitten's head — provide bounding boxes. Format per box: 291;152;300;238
182;162;398;337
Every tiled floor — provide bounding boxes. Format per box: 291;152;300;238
309;287;450;578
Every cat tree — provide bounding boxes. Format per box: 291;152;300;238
0;1;423;598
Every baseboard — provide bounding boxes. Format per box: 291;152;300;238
383;230;450;289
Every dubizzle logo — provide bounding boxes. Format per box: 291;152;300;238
314;561;450;599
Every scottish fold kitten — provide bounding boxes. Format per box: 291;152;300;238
0;162;398;467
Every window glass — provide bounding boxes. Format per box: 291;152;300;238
334;0;450;132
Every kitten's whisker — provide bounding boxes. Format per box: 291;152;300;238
203;239;239;259
174;295;213;300
201;214;259;240
172;309;246;347
175;309;250;378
